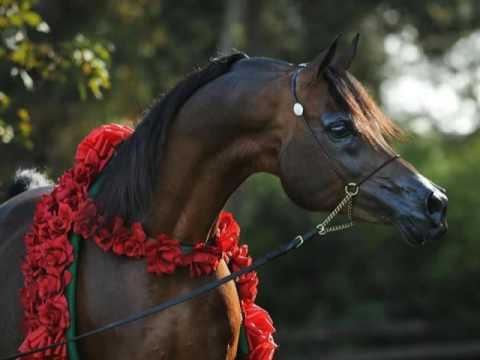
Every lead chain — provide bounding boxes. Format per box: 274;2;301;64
316;182;359;236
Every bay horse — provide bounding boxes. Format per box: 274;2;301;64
0;36;447;359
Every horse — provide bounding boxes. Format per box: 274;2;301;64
0;36;448;359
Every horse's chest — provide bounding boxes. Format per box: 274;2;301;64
77;243;240;359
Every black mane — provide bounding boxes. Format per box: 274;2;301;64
95;52;247;222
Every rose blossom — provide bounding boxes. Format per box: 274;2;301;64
47;203;73;237
37;272;71;299
37;295;70;331
237;271;259;302
110;217;130;255
73;199;98;239
216;211;240;253
178;243;221;277
243;301;277;360
146;235;182;275
39;235;74;274
124;222;146;257
230;244;252;272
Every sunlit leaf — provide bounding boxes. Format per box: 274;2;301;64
17;108;32;138
0;92;10;109
16;107;29;122
22;10;41;26
78;81;87;100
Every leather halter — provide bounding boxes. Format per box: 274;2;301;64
290;66;400;190
289;66;399;238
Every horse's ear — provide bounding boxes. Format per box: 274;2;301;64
332;33;360;72
306;34;342;78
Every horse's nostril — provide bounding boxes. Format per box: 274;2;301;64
425;191;448;226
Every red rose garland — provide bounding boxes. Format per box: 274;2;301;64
19;124;277;359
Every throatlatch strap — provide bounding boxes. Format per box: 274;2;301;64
65;178;103;360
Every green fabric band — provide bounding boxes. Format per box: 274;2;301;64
236;323;250;359
65;177;103;360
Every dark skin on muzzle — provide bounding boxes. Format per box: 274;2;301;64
0;35;447;359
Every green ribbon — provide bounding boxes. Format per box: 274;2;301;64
236;324;250;359
65;178;103;360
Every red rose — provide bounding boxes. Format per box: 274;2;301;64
124;223;146;257
33;222;51;243
248;341;277;360
34;195;56;224
178;242;222;277
20;284;39;320
94;226;114;252
73;199;98;239
18;325;66;359
75;124;133;170
39;236;74;274
39;194;56;210
21;247;44;284
22;315;40;335
53;171;86;211
216;211;240;253
242;301;276;355
230;244;252;272
83;148;101;174
73;162;95;188
23;231;40;249
237;271;259;302
110;217;130;255
47;203;73;237
37;272;71;299
146;235;182;275
37;295;70;331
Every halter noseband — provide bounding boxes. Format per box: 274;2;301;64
290;66;400;238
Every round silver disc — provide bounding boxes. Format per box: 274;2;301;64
293;102;304;117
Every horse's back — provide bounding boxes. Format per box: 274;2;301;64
0;186;52;354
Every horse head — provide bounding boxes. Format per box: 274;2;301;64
264;35;448;245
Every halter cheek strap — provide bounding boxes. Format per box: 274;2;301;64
290;66;400;237
290;67;348;183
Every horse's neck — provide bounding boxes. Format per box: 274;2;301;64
141;137;250;244
142;70;282;244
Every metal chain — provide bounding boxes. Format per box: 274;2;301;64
316;182;359;236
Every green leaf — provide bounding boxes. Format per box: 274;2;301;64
78;82;87;100
0;92;10;109
22;10;41;27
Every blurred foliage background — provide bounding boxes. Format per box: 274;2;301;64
1;0;480;359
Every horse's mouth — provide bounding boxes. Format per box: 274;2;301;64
395;217;448;247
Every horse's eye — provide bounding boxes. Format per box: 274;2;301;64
326;120;354;139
